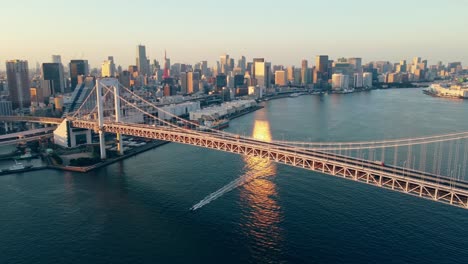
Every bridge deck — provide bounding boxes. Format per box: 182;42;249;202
0;127;56;140
70;119;468;209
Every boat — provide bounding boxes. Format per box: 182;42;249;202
18;153;34;160
8;160;33;171
290;93;301;97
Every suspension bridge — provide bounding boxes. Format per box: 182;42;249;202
1;78;468;209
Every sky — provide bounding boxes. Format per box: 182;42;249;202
1;0;467;70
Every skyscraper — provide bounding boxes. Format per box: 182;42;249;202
252;58;265;80
348;58;363;73
187;71;195;94
101;59;116;77
42;63;65;94
69;60;89;91
315;55;329;86
6;60;31;109
287;66;295;83
316;55;329;73
201;61;208;77
254;61;271;88
136;45;150;76
275;70;287;86
219;54;230;74
163;50;171;79
52;55;62;64
238;56;246;73
180;72;188;94
301;60;308;85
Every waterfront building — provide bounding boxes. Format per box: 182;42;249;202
332;73;349;90
427;84;468;98
353;73;363;88
363;72;373;88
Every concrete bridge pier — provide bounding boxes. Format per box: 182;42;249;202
114;85;124;155
96;79;107;160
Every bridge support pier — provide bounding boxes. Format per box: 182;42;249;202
114;85;124;155
96;79;107;160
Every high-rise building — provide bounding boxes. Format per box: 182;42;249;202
254;60;271;88
301;60;308;85
287;66;295;83
238;56;246;73
363;72;373;88
234;74;245;88
216;74;227;90
118;71;131;88
6;60;31;109
294;68;301;85
396;60;407;73
315;55;329;86
353;73;363;88
101;59;116;77
52;55;62;64
163;51;171;79
42;63;65;94
188;71;200;94
69;60;89;91
186;72;195;94
348;58;362;73
201;61;208;77
180;72;188;94
252;58;265;80
275;70;287;86
219;54;230;74
0;101;13;116
331;73;349;90
316;55;329;74
136;45;150;76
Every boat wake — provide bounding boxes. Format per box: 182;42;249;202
190;158;274;211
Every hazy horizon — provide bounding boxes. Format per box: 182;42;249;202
2;0;467;70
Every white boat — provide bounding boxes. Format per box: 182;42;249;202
9;160;32;171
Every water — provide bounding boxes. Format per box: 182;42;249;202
1;89;467;264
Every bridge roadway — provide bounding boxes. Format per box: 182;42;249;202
0;116;63;125
70;119;468;209
0;127;56;140
0;134;53;146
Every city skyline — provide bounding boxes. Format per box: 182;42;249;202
2;0;468;69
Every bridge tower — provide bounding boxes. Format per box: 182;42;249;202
96;78;123;160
